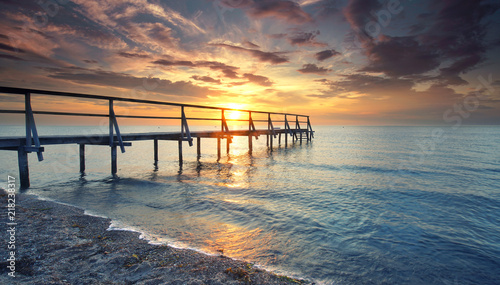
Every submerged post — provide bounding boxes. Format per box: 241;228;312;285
217;136;221;161
197;137;201;160
18;146;29;189
248;112;253;153
178;138;183;167
284;115;288;148
154;139;158;166
109;100;117;175
79;144;85;173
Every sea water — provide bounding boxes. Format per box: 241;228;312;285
0;125;499;284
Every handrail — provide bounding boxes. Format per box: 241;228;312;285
0;86;309;117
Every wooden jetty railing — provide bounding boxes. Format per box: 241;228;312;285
0;86;314;189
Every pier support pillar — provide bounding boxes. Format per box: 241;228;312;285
270;133;273;152
300;131;303;145
226;137;230;154
154;139;159;166
285;131;288;148
18;147;29;189
217;137;221;161
248;133;253;154
111;145;117;174
178;138;183;167
278;133;281;146
197;137;201;160
79;144;85;173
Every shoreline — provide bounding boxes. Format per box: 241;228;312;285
0;189;310;284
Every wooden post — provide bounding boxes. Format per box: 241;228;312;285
217;137;221;161
178;138;183;167
279;133;281;146
25;93;32;149
79;144;85;173
197;137;201;160
285;131;288;148
109;100;116;174
18;147;29;189
226;137;230;154
249;132;253;154
285;115;288;148
153;139;159;166
111;145;117;174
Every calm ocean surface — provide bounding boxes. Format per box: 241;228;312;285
1;125;499;284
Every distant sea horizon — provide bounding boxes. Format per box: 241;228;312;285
1;125;499;284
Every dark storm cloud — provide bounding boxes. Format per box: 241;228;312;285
315;49;340;61
361;35;440;77
210;43;289;64
298;64;331;75
343;0;499;84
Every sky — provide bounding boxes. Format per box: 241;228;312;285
0;0;499;125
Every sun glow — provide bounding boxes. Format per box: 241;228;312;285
224;103;247;121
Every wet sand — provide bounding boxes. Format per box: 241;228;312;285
0;189;309;284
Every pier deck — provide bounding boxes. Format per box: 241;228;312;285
0;86;314;188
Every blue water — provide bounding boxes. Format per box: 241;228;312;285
1;126;499;284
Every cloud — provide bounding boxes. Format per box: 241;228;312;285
287;30;327;47
243;73;273;86
343;0;382;33
217;0;254;8
267;33;287;39
210;43;289;64
242;40;260;48
152;59;240;78
0;42;26;53
298;64;331;75
438;54;482;86
191;75;221;84
44;66;214;98
247;0;313;24
83;59;99;64
361;35;440;77
343;0;499;85
0;53;24;61
315;49;340;61
118;52;152;59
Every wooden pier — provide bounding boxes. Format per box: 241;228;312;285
0;86;314;189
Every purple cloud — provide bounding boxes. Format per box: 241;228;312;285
118;52;151;59
315;49;341;61
361;35;440;77
243;73;273;86
298;64;331;75
210;43;289;64
287;31;327;47
44;67;215;98
191;75;222;84
152;59;240;78
248;0;312;24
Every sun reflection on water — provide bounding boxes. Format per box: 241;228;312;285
201;223;275;261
